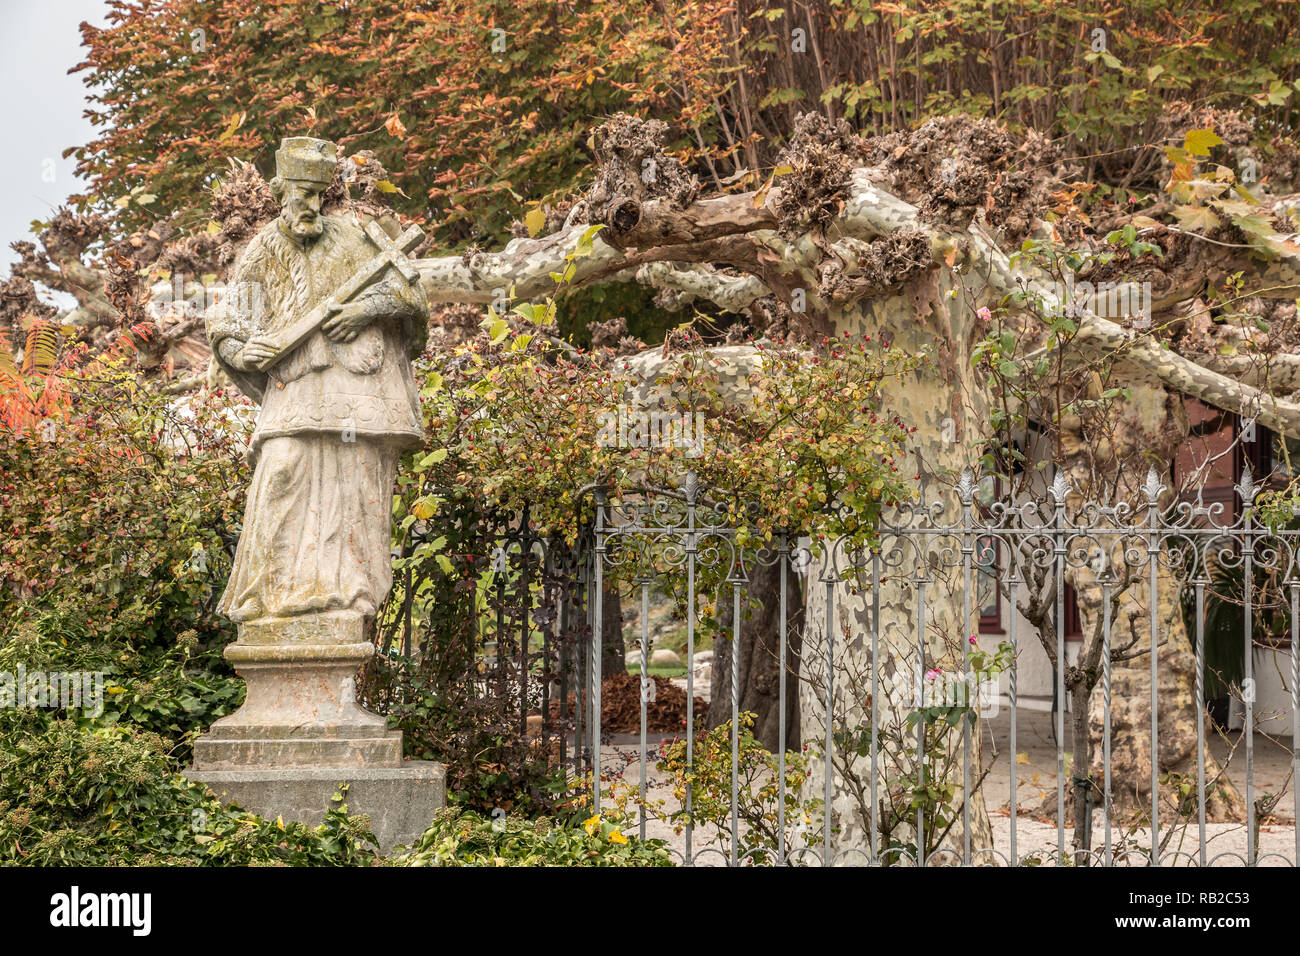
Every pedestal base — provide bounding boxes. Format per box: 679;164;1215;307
186;763;446;853
192;610;401;770
189;610;443;851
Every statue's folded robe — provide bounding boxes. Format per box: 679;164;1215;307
207;213;429;622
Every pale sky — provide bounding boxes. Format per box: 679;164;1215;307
0;0;111;281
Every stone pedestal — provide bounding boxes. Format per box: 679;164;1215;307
188;610;444;852
188;764;445;853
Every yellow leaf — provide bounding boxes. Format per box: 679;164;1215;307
582;814;600;836
1184;127;1224;158
1015;752;1030;765
607;829;628;844
525;208;547;237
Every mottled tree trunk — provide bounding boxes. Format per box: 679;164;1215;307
1060;383;1245;833
800;277;995;862
709;559;804;752
1071;569;1245;825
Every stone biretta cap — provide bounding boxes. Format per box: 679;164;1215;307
275;136;337;184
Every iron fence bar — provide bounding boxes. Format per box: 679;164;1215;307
1146;476;1160;864
731;579;742;866
558;580;569;769
541;580;552;744
519;534;531;740
1102;568;1113;867
1292;582;1299;867
824;575;835;867
684;475;698;865
916;576;927;865
1054;485;1066;861
577;560;589;779
961;489;974;866
495;558;507;707
1244;493;1255;867
592;490;606;813
870;548;881;865
778;535;790;866
639;577;650;842
1009;575;1019;865
1195;577;1207;867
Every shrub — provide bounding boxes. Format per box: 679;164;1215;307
0;359;248;761
656;712;818;864
0;721;380;866
391;807;673;867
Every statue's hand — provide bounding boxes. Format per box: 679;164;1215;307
237;336;278;371
322;301;372;343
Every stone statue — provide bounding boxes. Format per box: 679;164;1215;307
208;136;428;626
191;137;440;802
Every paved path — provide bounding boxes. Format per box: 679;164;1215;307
591;707;1297;865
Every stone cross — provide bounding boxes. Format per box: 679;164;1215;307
255;219;425;370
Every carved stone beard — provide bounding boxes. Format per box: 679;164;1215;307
285;213;324;242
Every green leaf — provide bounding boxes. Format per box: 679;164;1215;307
1231;213;1274;237
417;448;448;469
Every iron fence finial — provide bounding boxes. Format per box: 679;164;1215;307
1235;463;1258;507
1050;468;1071;505
1141;466;1165;506
956;469;976;505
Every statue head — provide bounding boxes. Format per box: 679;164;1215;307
270;137;337;241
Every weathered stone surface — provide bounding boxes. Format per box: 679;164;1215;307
192;611;402;769
205;135;428;629
190;139;440;832
187;763;446;853
192;733;403;771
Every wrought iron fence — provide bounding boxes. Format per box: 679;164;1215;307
476;466;1300;866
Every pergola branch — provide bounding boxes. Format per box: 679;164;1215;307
972;224;1300;438
412;162;1300;440
632;262;770;313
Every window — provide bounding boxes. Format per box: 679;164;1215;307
975;474;1003;633
976;534;1003;633
1063;581;1082;642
